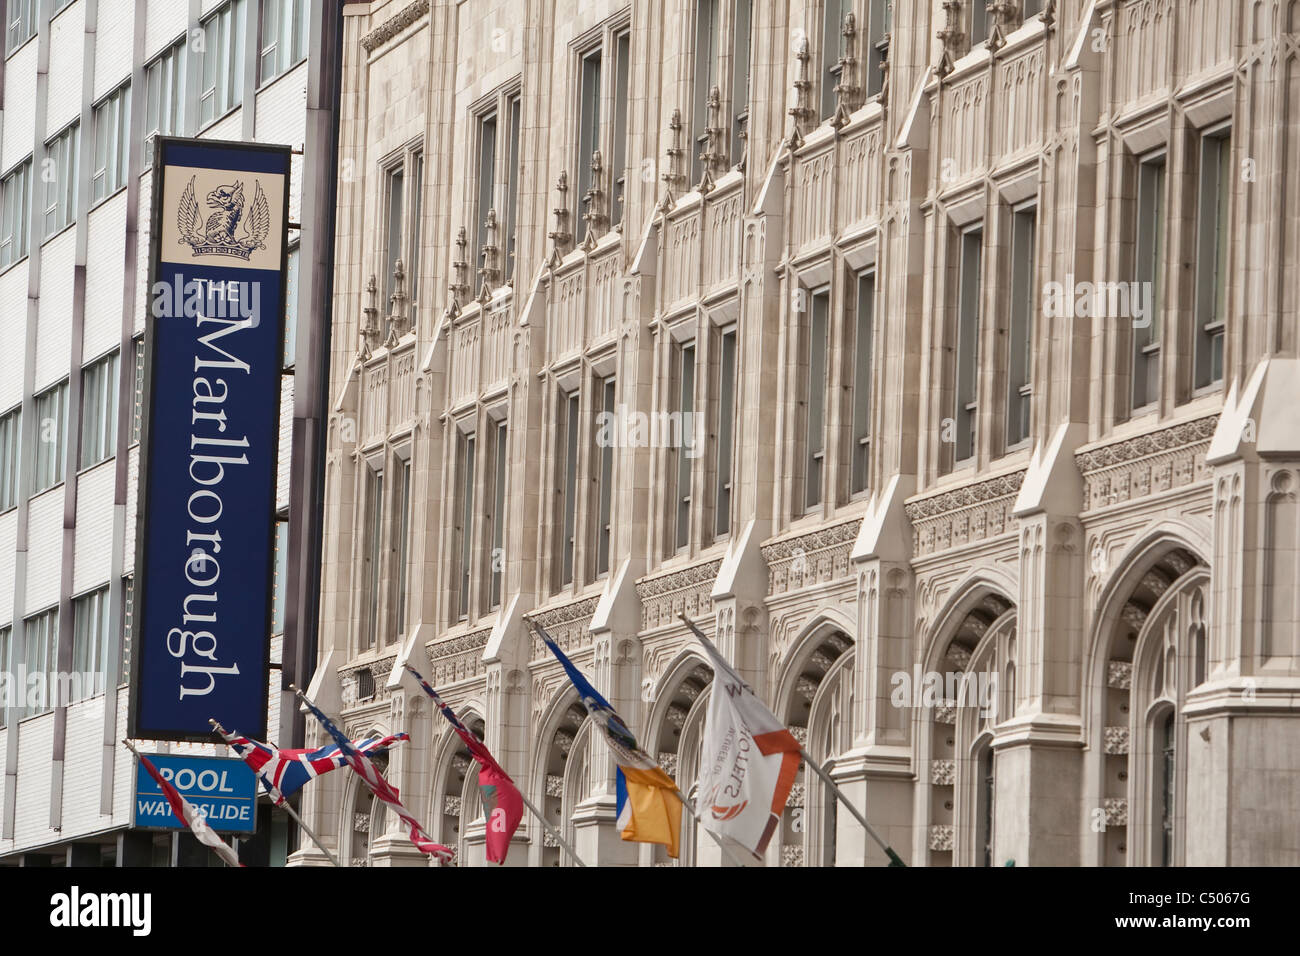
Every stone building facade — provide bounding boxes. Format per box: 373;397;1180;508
301;0;1300;867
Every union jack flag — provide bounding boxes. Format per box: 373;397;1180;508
294;688;455;865
211;720;409;806
405;665;524;864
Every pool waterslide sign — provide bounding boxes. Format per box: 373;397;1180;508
128;137;290;742
131;753;259;834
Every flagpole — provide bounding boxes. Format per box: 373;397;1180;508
208;719;343;868
798;749;906;867
279;794;344;868
676;612;906;867
516;791;588;867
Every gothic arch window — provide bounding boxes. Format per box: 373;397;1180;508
922;592;1015;867
433;711;486;863
645;661;713;866
805;652;853;867
776;624;853;867
1093;545;1206;867
537;699;590;867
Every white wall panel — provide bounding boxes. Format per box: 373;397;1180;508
93;0;135;100
12;714;55;847
46;3;87;133
73;460;115;595
83;194;128;361
0;510;16;625
59;698;106;836
34;230;76;392
144;0;188;61
0;266;27;411
200;107;243;141
2;43;38;172
24;490;64;613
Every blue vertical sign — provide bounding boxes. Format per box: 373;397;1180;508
129;138;290;742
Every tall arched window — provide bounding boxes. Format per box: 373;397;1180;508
975;741;995;867
1158;710;1175;867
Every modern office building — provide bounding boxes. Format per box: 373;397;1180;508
0;0;337;865
297;0;1300;868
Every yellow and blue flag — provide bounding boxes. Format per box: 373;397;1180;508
531;620;682;858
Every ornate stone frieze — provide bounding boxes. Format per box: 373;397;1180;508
928;824;954;852
1104;726;1130;755
761;517;861;595
1107;661;1133;690
635;560;722;631
1104;797;1128;828
1075;416;1217;511
425;628;491;687
905;472;1026;557
931;759;956;786
360;0;429;52
526;596;600;660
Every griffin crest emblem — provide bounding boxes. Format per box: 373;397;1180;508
176;175;271;260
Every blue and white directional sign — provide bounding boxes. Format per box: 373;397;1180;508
128;138;291;742
132;754;259;834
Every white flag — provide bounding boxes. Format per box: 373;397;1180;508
691;626;802;860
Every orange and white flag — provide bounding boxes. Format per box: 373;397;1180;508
688;622;801;861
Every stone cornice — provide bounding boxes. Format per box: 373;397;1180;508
761;516;862;595
1074;416;1218;473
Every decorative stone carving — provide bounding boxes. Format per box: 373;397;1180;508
787;37;814;147
425;628;491;686
360;0;430;52
1104;726;1130;755
782;845;805;867
1104;797;1128;828
657;752;679;777
1107;661;1133;690
934;702;957;725
786;783;804;807
443;795;462;816
635;560;722;630
545;774;564;798
905;472;1026;556
931;759;956;786
1075;416;1216;511
928;824;954;851
547;172;573;266
526;596;600;660
762;517;861;595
